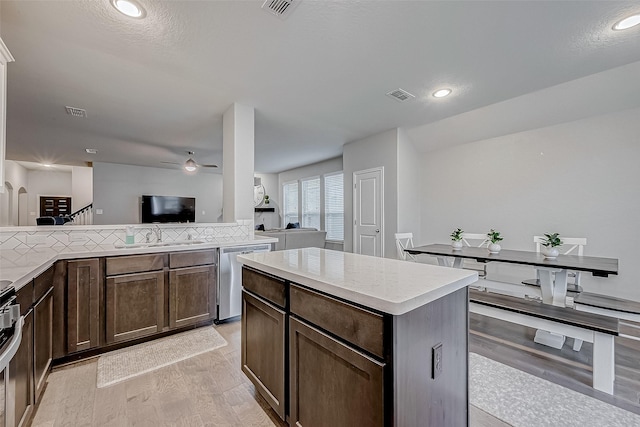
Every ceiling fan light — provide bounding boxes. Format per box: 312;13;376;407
184;158;197;172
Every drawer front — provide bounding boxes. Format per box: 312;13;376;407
169;250;216;269
242;267;286;308
34;264;55;302
106;254;165;276
290;284;385;359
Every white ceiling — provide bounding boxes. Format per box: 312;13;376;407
2;1;639;173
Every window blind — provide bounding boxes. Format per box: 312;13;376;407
283;182;299;225
324;173;344;241
302;178;320;230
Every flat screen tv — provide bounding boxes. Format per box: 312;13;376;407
141;195;196;223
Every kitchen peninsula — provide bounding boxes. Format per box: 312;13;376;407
239;248;478;426
0;222;277;427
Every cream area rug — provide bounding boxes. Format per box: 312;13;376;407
470;353;640;427
97;326;227;388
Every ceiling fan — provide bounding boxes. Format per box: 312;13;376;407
161;151;218;172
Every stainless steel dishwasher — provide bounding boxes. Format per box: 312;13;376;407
217;244;271;322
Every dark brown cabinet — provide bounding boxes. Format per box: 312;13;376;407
11;309;34;427
169;265;216;329
67;258;101;353
105;271;164;344
241;290;286;420
241;265;469;426
33;287;53;401
168;249;216;329
289;317;384;427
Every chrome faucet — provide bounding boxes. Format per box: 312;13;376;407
146;225;162;243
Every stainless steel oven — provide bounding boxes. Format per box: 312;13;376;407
0;283;23;427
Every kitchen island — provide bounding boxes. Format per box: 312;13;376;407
239;248;478;427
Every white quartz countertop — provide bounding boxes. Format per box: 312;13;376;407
238;248;478;315
0;236;276;292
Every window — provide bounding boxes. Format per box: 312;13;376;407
282;181;298;225
324;173;344;241
282;172;344;241
302;177;320;230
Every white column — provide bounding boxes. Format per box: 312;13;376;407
222;103;255;223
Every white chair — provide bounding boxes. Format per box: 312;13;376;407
395;233;417;261
525;236;587;290
461;233;490;277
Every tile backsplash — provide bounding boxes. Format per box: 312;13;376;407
0;221;253;253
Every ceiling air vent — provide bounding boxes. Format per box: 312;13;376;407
262;0;299;19
386;88;415;102
65;106;87;118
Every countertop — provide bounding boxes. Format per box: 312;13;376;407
0;236;276;292
238;248;478;315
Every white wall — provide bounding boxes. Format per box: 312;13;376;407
71;166;93;212
0;160;27;226
1;161;93;226
343;129;398;257
254;173;280;230
92;162;223;225
397;128;422;245
28;169;72;225
419;107;640;301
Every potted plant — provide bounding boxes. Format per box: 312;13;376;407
450;228;464;250
487;229;503;254
540;232;563;260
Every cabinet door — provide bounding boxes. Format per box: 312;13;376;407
289;317;385;427
169;265;216;329
11;310;34;427
67;259;100;353
241;291;286;420
105;271;164;344
34;288;53;402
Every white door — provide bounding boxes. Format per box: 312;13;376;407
353;167;383;257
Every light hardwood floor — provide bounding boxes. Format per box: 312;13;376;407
31;320;507;427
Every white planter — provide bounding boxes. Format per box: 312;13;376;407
451;241;463;250
542;247;559;260
488;243;501;254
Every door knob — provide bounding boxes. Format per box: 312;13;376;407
375;229;380;233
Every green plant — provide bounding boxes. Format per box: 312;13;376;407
450;228;464;242
487;229;503;244
541;232;563;248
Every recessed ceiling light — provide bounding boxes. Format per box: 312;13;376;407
85;148;98;154
111;0;146;18
42;164;52;167
433;88;452;98
613;13;640;31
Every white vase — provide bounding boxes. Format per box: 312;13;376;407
488;243;501;254
543;247;559;260
451;241;463;250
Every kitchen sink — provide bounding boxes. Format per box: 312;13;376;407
115;240;205;249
